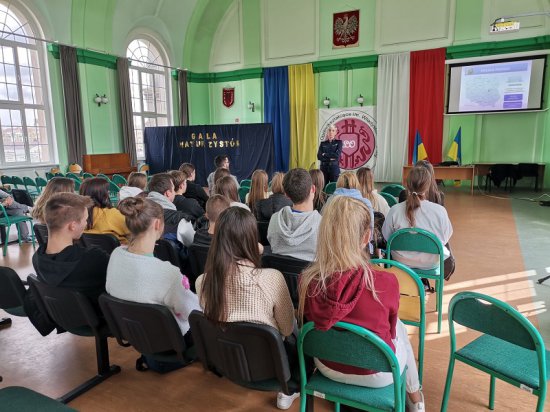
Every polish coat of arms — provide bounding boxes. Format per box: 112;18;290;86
333;10;359;48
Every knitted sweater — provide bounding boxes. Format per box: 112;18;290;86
195;263;294;337
106;247;200;335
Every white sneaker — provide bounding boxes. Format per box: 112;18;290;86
406;391;425;412
276;392;300;410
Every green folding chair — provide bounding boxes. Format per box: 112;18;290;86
111;174;127;187
23;176;40;199
1;175;13;187
298;321;406;412
96;173;111;181
66;172;81;181
82;172;94;179
324;182;337;195
45;172;54;180
381;184;405;198
386;227;445;333
372;258;425;384
108;181;120;205
240;179;252;188
238;186;249;203
380;191;397;207
0;203;35;256
35;177;48;193
441;291;548;412
10;176;24;189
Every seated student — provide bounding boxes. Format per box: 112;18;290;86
267;168;321;262
193;194;230;246
0;188;32;241
255;172;292;221
357;167;390;216
80;178;130;244
211;167;230;193
246;169;269;214
399;160;444;206
214;175;250;211
299;196;425;412
32;192;110;312
32;177;75;224
206;155;240;195
119;172;147;201
383;166;454;281
168;170;205;222
179;163;209;209
106;197;200;340
195;206;298;410
309;169;327;212
147;173;194;246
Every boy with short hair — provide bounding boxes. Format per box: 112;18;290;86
168;170;204;222
193;194;230;246
179;163;209;209
119;172;147;201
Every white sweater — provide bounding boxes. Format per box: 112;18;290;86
106;247;200;335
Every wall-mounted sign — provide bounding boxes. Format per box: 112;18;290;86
222;87;235;108
333;10;359;49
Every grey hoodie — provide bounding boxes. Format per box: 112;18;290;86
267;206;321;261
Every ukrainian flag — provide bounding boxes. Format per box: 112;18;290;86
412;130;428;164
447;127;462;165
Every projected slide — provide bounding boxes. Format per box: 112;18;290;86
458;61;533;112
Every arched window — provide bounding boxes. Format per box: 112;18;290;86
126;38;170;159
0;2;52;166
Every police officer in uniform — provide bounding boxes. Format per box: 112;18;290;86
317;124;343;184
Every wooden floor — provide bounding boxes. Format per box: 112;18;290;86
0;189;546;411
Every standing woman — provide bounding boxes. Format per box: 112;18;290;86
299;196;425;412
195;207;298;410
317;124;342;184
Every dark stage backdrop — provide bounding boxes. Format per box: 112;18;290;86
144;124;274;187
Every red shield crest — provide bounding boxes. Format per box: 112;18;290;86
223;88;235;108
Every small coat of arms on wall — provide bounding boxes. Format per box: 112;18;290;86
223;87;235;108
333;10;359;49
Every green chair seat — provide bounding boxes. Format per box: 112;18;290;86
324;182;337;195
306;370;405;411
457;334;550;391
380;191;397;207
4;305;26;317
0;386;77;411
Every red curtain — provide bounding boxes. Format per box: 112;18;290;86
408;48;446;164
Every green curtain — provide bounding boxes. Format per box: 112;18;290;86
288;63;317;169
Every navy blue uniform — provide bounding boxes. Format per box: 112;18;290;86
317;139;343;184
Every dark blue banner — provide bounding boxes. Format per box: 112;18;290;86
144;124;274;187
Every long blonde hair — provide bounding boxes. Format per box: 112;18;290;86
356;167;379;210
247;169;268;212
336;171;360;190
298;196;377;323
32;177;75;223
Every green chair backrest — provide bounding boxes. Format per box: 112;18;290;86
96;174;111;181
450;292;541;351
109;181;120;193
300;321;397;373
73;179;81;191
66;172;81;181
1;175;12;185
387;227;443;255
112;174;127;186
23;176;36;187
324;182;337;195
82;173;94;179
380;191;397;207
11;176;24;188
238;186;249;203
35;177;47;189
45;172;54;180
381;184;405;197
240;179;252;188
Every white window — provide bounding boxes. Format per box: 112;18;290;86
126;38;170;159
0;2;53;167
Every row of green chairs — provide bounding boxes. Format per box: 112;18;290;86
297;289;547;411
0;203;36;256
1;175;47;199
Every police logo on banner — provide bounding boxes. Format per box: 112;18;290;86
222;87;235;108
319;108;377;171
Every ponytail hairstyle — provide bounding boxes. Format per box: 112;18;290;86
336;171;360;190
298;196;376;324
356;167;379;210
200;207;261;323
405;166;432;227
415;160;443;205
247;169;268;212
118;197;164;242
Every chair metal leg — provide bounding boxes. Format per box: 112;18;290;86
299;390;307;412
489;375;496;410
418;322;425;385
440;355;456;412
536;391;546;412
334;402;340;412
436;279;443;334
2;226;9;256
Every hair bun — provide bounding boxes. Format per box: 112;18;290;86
118;196;144;218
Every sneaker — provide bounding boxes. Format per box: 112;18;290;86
406;392;425;412
21;236;33;243
276;392;300;410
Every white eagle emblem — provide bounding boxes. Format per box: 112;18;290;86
334;14;358;44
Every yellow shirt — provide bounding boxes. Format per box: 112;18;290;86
85;207;130;244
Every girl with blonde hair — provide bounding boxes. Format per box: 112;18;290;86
246;169;269;216
255;172;292;221
356;167;390;216
299;196;424;411
32;177;75;224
